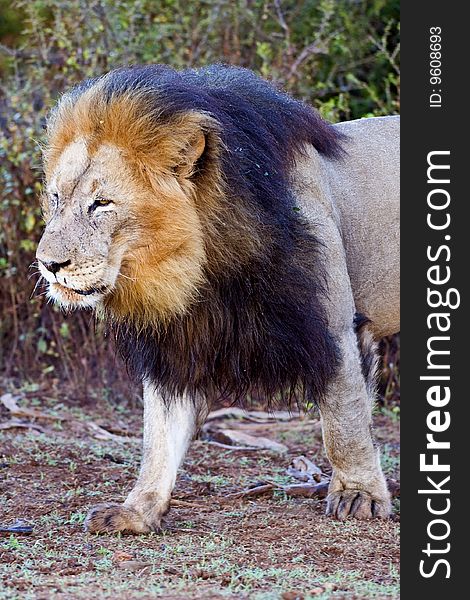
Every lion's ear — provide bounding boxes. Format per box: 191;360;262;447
176;130;206;178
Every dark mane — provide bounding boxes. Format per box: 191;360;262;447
101;63;345;158
73;64;344;406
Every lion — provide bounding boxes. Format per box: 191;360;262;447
36;64;399;534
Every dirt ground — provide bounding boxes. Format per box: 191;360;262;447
0;389;400;600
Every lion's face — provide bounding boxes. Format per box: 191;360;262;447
37;130;207;319
37;139;139;309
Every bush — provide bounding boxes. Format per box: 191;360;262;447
0;0;399;402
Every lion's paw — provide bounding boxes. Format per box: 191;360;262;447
84;502;159;535
326;490;391;520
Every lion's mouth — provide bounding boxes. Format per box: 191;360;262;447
73;286;106;296
52;282;106;301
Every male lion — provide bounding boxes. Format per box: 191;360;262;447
36;65;399;534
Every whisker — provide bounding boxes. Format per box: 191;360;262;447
27;270;42;281
31;275;46;298
117;272;137;282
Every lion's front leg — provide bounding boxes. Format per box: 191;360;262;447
320;326;391;520
85;382;206;534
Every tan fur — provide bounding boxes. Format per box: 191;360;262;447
293;115;399;520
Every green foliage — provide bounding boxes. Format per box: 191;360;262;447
0;0;399;398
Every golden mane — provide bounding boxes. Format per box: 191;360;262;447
45;81;265;326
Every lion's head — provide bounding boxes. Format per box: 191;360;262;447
37;80;217;322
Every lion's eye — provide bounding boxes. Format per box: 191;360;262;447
89;197;114;213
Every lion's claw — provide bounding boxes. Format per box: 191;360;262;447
326;490;390;520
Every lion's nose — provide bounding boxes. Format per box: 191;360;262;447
40;259;71;275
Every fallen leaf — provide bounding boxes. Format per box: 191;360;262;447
1;394;136;442
170;499;206;509
282;592;304;600
206;407;247;421
102;453;125;464
115;560;152;571
240;410;301;422
0;393;66;421
216;429;288;453
0;520;34;536
206;407;301;423
225;483;275;499
164;566;182;576
309;584;337;596
287;455;323;483
0;420;46;433
310;587;325;596
0;394;20;412
189;568;214;580
112;550;134;563
321;545;344;556
85;422;129;441
225;480;329;502
309;582;338;596
283;482;329;499
206;440;259;451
